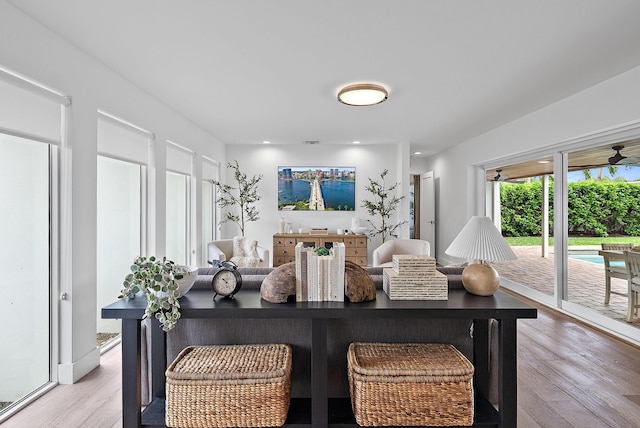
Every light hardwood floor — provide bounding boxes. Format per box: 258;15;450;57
2;294;640;428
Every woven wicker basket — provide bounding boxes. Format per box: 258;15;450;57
347;342;474;427
165;344;292;428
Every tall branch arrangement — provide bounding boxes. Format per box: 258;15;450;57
212;160;263;236
361;169;408;243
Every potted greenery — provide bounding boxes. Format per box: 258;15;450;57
118;256;197;331
212;160;263;236
361;169;408;243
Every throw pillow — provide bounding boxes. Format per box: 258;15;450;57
230;236;261;267
232;236;246;258
242;239;261;267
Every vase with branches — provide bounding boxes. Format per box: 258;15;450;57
361;169;408;243
212;160;263;236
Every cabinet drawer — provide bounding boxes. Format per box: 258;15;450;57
273;237;286;246
347;256;367;266
273;256;295;267
346;247;366;257
344;236;367;247
273;247;296;257
274;237;296;246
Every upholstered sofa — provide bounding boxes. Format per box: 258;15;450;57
140;266;499;405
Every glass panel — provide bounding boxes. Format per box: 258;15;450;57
0;133;50;411
166;171;188;265
566;142;640;329
409;177;415;239
488;158;555;298
96;156;142;344
202;180;214;267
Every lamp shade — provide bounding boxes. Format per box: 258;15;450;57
445;216;516;262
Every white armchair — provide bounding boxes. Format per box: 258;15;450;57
372;239;431;267
208;237;270;268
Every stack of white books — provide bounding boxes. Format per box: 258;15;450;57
295;242;346;301
383;255;448;300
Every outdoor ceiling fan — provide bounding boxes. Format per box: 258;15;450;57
493;169;510;181
608;145;640;166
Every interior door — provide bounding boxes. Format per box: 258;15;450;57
420;171;436;256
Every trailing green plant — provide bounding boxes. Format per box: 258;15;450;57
361;169;408;243
119;256;190;332
212;160;263;236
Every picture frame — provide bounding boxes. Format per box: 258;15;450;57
278;166;356;211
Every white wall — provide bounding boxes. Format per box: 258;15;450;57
0;2;226;384
428;64;640;264
224;143;410;262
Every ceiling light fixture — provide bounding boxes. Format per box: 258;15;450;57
352;141;361;144
338;83;388;106
262;140;271;144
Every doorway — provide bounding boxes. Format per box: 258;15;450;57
419;172;436;254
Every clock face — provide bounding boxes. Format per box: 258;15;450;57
213;269;239;296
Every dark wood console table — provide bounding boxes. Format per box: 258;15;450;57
103;289;536;428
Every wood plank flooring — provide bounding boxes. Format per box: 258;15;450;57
2;294;640;428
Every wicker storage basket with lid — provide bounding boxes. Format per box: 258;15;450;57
347;342;474;427
165;344;291;428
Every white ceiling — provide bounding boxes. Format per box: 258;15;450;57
9;0;640;156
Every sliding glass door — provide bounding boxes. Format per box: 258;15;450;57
487;157;556;304
487;138;640;344
0;133;51;410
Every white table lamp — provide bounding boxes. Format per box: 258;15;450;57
445;216;517;296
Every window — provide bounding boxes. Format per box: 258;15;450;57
166;170;189;265
0;67;67;418
202;157;220;266
96;156;143;342
166;142;194;266
0;133;51;411
96;112;150;347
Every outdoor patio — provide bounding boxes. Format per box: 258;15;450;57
493;246;640;329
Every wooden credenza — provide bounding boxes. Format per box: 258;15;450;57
273;233;367;267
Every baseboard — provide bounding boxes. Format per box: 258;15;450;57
57;347;101;384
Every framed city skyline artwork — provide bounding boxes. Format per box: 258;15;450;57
278;166;356;211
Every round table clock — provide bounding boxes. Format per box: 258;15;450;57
211;260;242;299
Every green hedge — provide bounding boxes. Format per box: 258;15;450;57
500;180;640;237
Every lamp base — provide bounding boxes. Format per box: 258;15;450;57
461;262;500;296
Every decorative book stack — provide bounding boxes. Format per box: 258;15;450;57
383;255;448;300
295;242;345;301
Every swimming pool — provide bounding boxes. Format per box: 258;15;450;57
569;254;604;265
568;254;625;267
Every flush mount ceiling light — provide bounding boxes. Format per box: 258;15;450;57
338;83;388;106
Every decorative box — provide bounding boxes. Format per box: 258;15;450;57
392;254;436;276
383;268;448;300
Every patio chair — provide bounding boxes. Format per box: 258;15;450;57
623;250;640;322
601;243;633;304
